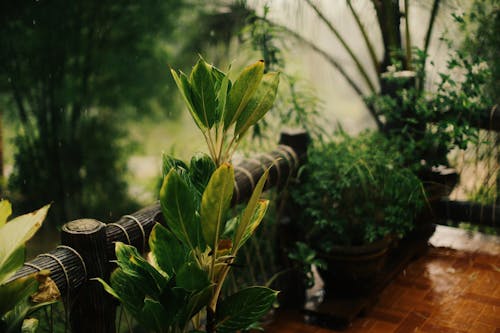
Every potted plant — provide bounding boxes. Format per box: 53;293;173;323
367;44;493;214
291;131;425;296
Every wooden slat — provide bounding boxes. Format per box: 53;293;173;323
475;106;500;132
434;199;500;227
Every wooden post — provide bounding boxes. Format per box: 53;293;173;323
279;129;310;161
275;130;310;308
61;219;115;333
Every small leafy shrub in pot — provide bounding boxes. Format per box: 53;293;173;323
291;131;425;293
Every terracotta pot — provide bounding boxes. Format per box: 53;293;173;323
317;237;391;297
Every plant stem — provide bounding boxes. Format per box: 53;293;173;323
347;0;379;76
404;0;412;70
304;0;376;93
420;0;441;93
216;125;226;166
206;306;216;333
202;129;218;164
209;264;232;311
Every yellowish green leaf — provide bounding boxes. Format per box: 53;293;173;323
0;204;49;283
171;69;205;130
0;200;12;227
224;61;265;129
160;169;201;251
233;171;268;252
200;164;234;248
235;72;280;136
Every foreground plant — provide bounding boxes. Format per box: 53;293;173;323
0;200;57;333
99;58;280;332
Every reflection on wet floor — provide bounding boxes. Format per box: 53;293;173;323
264;226;500;332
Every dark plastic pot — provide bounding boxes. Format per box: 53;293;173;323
317;237;391;297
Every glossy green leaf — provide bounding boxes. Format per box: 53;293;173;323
0;204;49;283
139;297;168;332
160;169;201;251
171;69;205;130
190;59;217;129
97;268;145;317
200;163;234;248
94;277;121;301
224;61;265;129
0;246;25;285
162;153;188;178
222;216;239;239
157;286;189;328
177;284;214;329
189;153;216;200
114;242;166;295
0;200;12;227
0;273;38;317
235;72;280;136
176;262;209;292
214;65;231;122
149;223;188;277
2;298;33;333
238;200;269;250
211;65;226;83
0;273;41;333
233;171;268;251
215;286;278;333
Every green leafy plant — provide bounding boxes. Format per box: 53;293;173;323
288;242;325;289
98;59;280;332
0;200;57;333
366;44;492;172
292;131;425;251
170;58;279;166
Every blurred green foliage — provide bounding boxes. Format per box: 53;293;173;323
0;0;184;224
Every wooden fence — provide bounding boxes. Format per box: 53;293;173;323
7;130;310;333
433;106;500;228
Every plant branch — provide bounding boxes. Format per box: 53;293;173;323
419;0;442;93
257;18;364;97
347;0;380;77
209;263;232;312
255;17;383;129
404;0;412;69
202;129;218;164
423;0;441;59
304;0;376;93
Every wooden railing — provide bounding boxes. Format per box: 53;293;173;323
433;106;500;228
8;130;310;333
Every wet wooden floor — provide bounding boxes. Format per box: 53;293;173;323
264;226;500;333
